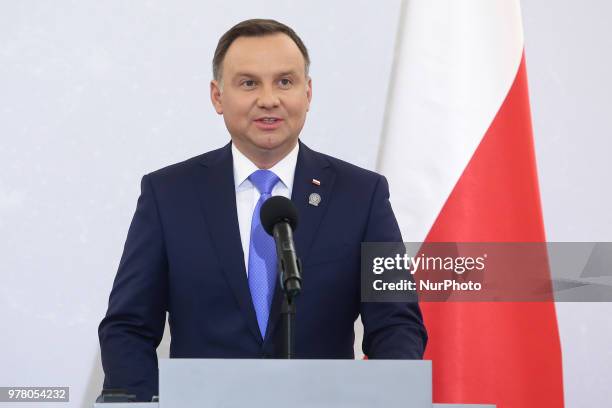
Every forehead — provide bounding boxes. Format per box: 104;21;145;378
223;33;306;77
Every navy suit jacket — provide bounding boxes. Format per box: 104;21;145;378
98;141;427;401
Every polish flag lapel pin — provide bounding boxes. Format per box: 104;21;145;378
311;178;321;186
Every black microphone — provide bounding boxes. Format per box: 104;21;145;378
260;196;302;298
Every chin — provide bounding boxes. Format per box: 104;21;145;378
253;134;293;152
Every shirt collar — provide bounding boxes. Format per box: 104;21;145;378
232;141;299;192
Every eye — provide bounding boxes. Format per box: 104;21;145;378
241;80;256;89
278;78;292;88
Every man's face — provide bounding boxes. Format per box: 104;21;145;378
210;33;312;161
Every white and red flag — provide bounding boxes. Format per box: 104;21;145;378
377;1;564;406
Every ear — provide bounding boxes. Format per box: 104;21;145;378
210;80;223;114
306;77;312;111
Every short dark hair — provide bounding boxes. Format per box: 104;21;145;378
212;19;310;82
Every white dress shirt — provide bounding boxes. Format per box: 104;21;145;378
232;142;299;274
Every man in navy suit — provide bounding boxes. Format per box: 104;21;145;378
99;19;427;402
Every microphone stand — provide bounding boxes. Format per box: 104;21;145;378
280;258;302;359
281;290;296;359
272;223;302;359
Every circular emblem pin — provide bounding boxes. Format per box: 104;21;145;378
308;193;321;207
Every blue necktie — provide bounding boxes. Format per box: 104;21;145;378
247;169;280;338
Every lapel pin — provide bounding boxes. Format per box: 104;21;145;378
308;192;321;207
311;178;321;186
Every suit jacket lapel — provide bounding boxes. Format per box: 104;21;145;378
193;143;262;343
265;140;336;342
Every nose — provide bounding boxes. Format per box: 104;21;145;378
256;85;280;109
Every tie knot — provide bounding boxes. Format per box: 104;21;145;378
249;169;280;195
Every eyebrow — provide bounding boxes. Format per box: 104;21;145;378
232;70;299;79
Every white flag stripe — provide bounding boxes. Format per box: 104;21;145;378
378;0;525;241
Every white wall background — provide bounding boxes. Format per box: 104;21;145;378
0;1;610;407
522;0;612;406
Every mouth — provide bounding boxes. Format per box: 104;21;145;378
253;117;284;130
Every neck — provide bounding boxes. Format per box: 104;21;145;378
234;140;297;169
